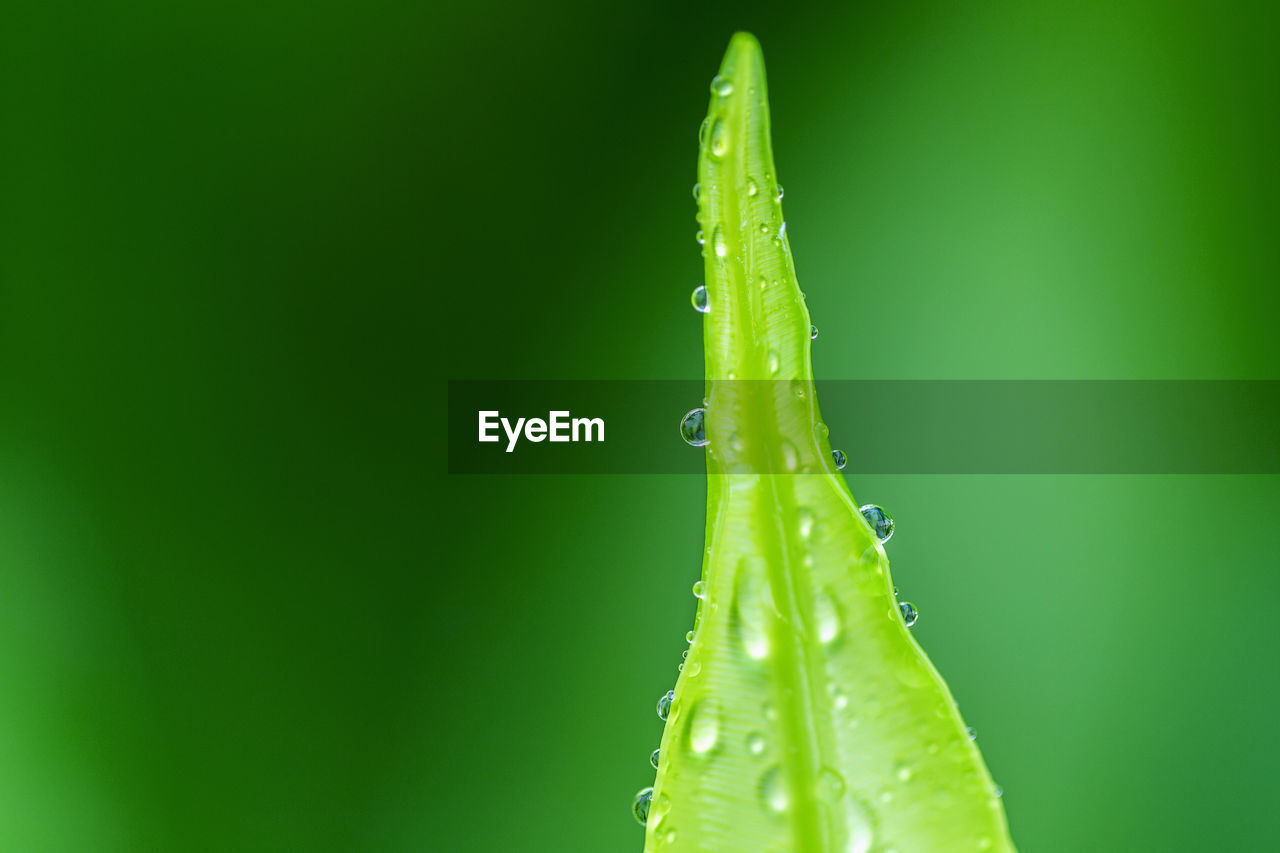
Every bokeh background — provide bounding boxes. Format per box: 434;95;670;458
3;1;1278;850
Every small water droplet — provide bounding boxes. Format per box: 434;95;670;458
814;422;829;439
790;379;806;398
767;350;781;375
711;225;727;258
832;449;847;469
966;726;977;741
657;690;674;721
633;787;653;824
685;630;695;643
680;649;689;660
698;118;710;147
691;285;709;313
695;229;705;246
760;766;788;813
687;698;721;754
776;184;785;201
899;601;918;627
708;119;728;159
650;748;660;768
896;763;914;782
710;74;733;96
692;182;700;202
816;767;846;802
747;732;767;755
859;505;895;542
810;324;818;340
692;580;705;598
778;221;787;239
747;177;758;196
994;785;1003;798
680;408;708;447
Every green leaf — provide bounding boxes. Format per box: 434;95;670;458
643;33;1017;853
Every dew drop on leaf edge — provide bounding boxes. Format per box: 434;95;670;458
657;689;674;721
680;408;708;447
691;284;709;313
832;448;847;469
899;600;918;627
859;504;894;543
633;787;653;824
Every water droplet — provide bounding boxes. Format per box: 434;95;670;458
747;177;758;196
708;119;728;159
896;763;914;782
760;766;788;813
733;559;771;659
711;225;727;258
832;449;847;469
776;184;785;201
698;118;710;147
790;379;806;398
859;505;895;543
692;580;705;598
779;439;799;472
657;690;674;721
832;688;849;711
650;748;660;768
778;221;787;239
710;74;733;96
899;601;918;627
816;767;846;802
966;726;977;741
767;350;781;375
692;182;700;202
810;324;818;340
815;589;841;643
680;649;689;660
687;698;721;754
691;285;709;313
747;732;767;755
797;507;816;539
994;785;1003;798
633;787;653;824
680;408;708;447
695;229;705;246
685;630;695;644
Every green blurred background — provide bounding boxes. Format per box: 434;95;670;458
3;1;1278;850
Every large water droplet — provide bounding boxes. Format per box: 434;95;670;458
711;225;727;258
657;689;674;721
796;507;816;539
815;589;842;644
708;119;728;159
633;787;654;824
832;449;847;469
899;601;918;627
691;285;709;313
733;559;771;660
710;74;733;96
680;408;708;447
650;748;661;768
687;699;721;754
779;439;799;472
760;766;788;813
859;505;895;542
